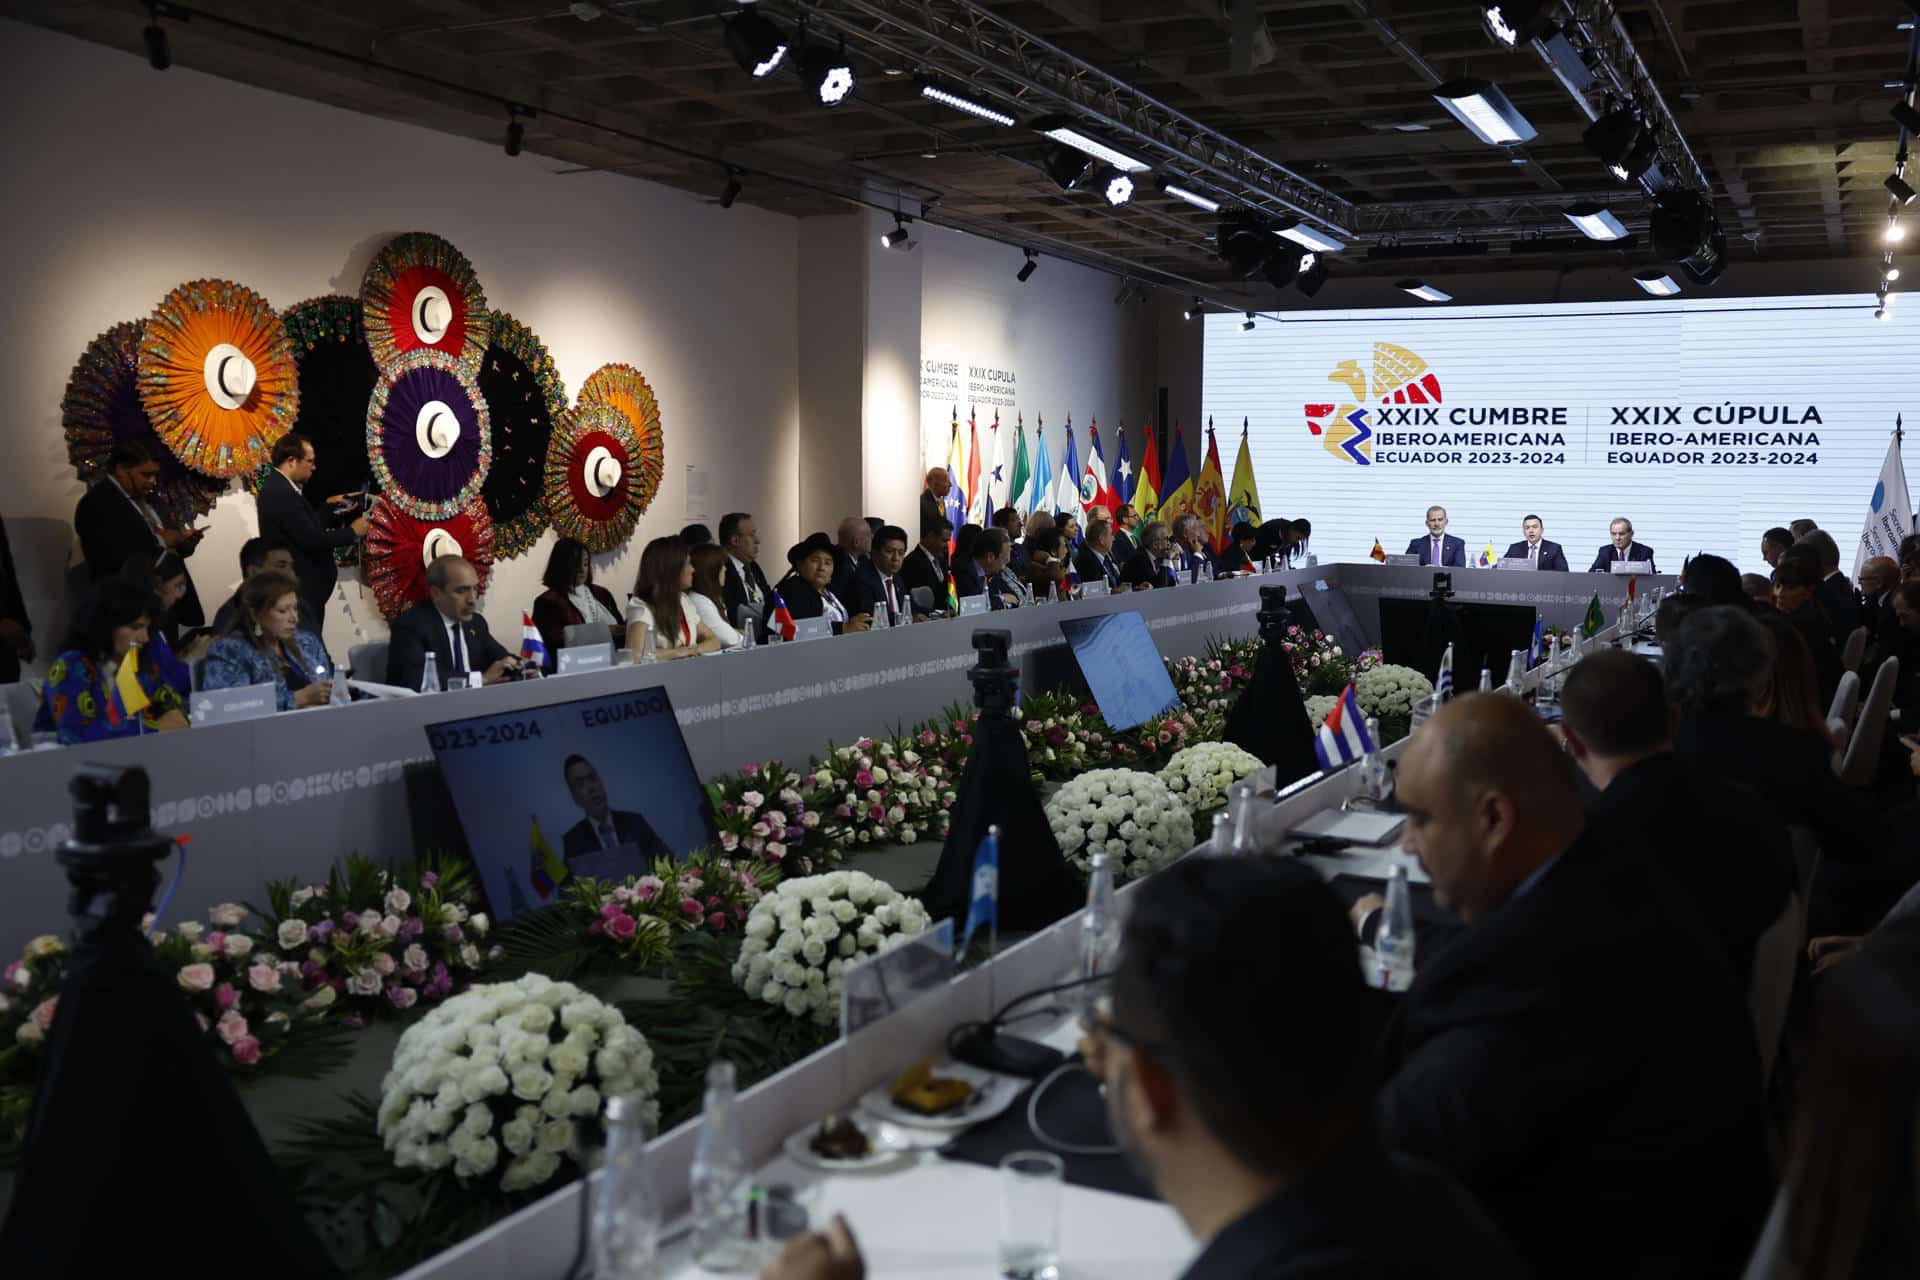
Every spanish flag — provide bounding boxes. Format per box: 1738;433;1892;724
1195;420;1231;556
113;645;150;725
1370;539;1387;563
529;816;567;899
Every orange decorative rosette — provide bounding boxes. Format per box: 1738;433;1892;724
136;279;299;478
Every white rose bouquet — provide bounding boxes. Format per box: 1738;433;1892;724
1355;664;1433;721
1157;742;1265;813
1045;768;1193;883
731;872;932;1026
377;973;658;1194
1305;694;1340;729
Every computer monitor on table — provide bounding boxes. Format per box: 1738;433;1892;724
1059;610;1182;732
426;686;717;921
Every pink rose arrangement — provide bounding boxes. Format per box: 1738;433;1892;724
808;736;951;850
142;906;335;1070
706;762;828;877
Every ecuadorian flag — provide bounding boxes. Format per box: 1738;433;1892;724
529;816;567;899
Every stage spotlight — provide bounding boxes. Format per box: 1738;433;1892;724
1432;79;1538;145
917;80;1015;127
1241;313;1256;332
725;7;788;77
1296;254;1330;298
1583;105;1644;179
1160;181;1220;213
1889;219;1908;244
1894;100;1920;134
1040;142;1094;192
1563;202;1628;241
144;10;170;70
1104;170;1135;206
719;172;742;208
1483;0;1556;49
1262;247;1300;289
1877;306;1891;320
1217;211;1273;278
1031;114;1151;173
881;220;913;250
1017;249;1038;283
1397;280;1452;302
1633;270;1681;297
1888;266;1903;282
1184;297;1201;320
1649;189;1712;258
1680;225;1726;286
802;41;855;107
1890;174;1918;206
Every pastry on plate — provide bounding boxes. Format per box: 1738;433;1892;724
890;1058;976;1117
808;1113;872;1160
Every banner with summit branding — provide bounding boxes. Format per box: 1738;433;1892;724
1203;294;1913;572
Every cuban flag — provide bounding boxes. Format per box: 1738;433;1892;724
1314;684;1376;771
1435;643;1454;701
770;590;798;642
1528;615;1547;667
519;612;548;669
956;828;999;957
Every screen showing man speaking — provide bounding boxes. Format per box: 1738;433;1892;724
426;686;716;921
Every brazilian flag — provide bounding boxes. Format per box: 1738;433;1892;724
1582;592;1605;638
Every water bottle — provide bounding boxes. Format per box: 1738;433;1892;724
1505;650;1525;692
1080;851;1118;983
1477;667;1493;693
1376;865;1416;992
329;661;352;706
689;1061;754;1271
1209;810;1231;856
593;1094;662;1280
418;651;441;694
1227;782;1260;854
638;621;658;664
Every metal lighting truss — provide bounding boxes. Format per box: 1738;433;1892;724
1346;189;1641;242
1526;0;1711;198
789;0;1359;235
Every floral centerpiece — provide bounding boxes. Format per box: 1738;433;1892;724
1167;642;1260;727
1355;664;1434;744
377;974;657;1194
1279;625;1358;696
1045;769;1193;883
1157;741;1265;814
731;872;932;1026
2;935;69;1155
706;762;827;877
809;737;949;850
253;856;497;1026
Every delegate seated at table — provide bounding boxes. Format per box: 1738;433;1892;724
1587;518;1656;573
1406;505;1466;567
1502;515;1568;571
767;533;870;635
201;570;336;711
626;536;725;659
388;555;529;690
36;581;190;743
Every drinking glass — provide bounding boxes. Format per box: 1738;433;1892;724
999;1151;1064;1280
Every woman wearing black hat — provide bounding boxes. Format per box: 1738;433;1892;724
767;533;870;637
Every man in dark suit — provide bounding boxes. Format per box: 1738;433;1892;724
992;508;1028;575
1586;517;1656;573
850;525;916;625
1382;694;1769;1280
828;516;871;605
0;510;32;685
1770;551;1845;707
209;538;321;637
255;432;368;620
1073;517;1124;590
1561;650;1794;990
1170;514;1216;583
718;511;773;637
560;753;670;861
1798;529;1863;649
1405;505;1466;567
1120;520;1177;590
919;468;951;538
899;518;950;608
386;555;528;691
1502;514;1568;572
951;528;1016;609
75;438;209;624
1111;502;1139;562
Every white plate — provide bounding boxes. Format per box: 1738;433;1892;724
856;1063;1021;1132
781;1118;914;1172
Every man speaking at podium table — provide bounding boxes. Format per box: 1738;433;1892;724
1406;506;1466;567
560;753;669;862
1588;517;1656;574
1502;515;1568;572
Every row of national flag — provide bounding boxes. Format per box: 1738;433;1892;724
938;409;1266;556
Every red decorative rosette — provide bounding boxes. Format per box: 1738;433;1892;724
545;402;644;553
363;495;495;621
575;363;664;516
360;232;490;376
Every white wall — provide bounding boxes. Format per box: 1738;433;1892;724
917;224;1159;516
0;19;800;662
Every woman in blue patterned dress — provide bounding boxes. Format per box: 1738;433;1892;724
36;581;190;743
201;571;334;711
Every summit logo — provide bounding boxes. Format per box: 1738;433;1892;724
1303;342;1444;465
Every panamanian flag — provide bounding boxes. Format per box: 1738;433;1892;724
1314;683;1377;771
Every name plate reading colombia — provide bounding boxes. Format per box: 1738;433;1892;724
191;683;277;727
558;642;614;674
958;595;990;617
424;685;716;923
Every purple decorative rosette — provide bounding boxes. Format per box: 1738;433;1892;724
365;348;492;521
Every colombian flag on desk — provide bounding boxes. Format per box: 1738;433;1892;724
106;645;151;727
529;816;567;899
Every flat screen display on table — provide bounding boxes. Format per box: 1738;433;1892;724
1059;611;1181;731
426;686;715;921
1205;294;1916;577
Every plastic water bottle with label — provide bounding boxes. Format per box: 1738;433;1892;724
690;1061;754;1271
418;651;440;694
593;1094;661;1279
1375;865;1416;992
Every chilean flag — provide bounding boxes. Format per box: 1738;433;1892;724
770;590;798;642
1314;684;1376;771
519;613;548;669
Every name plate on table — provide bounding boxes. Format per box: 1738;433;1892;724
841;918;954;1037
1382;554;1419;567
1609;561;1644;574
793;616;832;642
1499;557;1533;570
1081;581;1110;598
958;595;990;617
558;642;614;674
191;683;277;727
